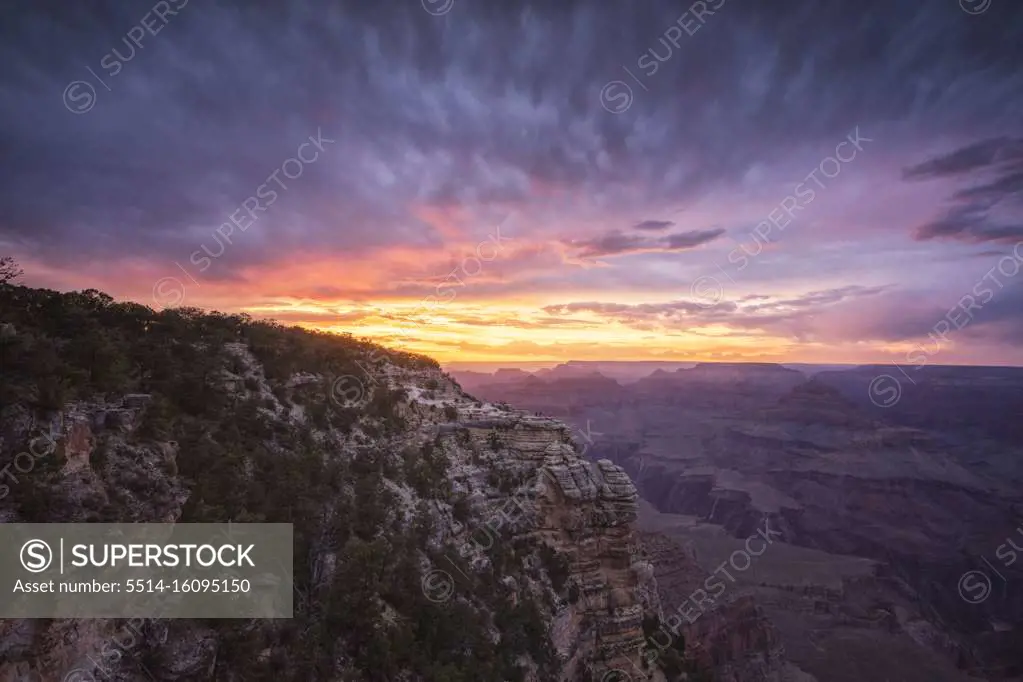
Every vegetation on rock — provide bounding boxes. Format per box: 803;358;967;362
0;281;561;681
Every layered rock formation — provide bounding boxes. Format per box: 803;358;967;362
0;335;660;681
637;530;802;682
535;456;647;677
436;404;659;680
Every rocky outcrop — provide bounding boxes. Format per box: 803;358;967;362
0;344;658;681
536;456;646;677
435;403;658;680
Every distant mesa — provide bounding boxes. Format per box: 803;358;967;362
779;378;856;406
686;362;805;378
493;368;530;379
765;378;871;427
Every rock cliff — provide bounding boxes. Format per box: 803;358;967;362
422;395;661;680
0;290;665;681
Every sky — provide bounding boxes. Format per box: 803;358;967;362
1;0;1022;366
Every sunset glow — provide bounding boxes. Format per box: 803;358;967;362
3;1;1022;367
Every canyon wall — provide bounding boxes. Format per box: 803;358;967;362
0;343;666;681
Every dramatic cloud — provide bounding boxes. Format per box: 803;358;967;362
907;138;1023;244
1;0;1021;364
633;220;675;232
903;137;1023;180
543;286;889;334
914;205;1023;243
565;227;725;259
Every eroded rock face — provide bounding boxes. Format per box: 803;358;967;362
0;355;658;681
596;459;640;526
682;595;785;678
539;459;645;677
432;404;659;680
545;459;599;502
637;530;800;682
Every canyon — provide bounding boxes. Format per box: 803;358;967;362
452;362;1023;681
2;285;1020;680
